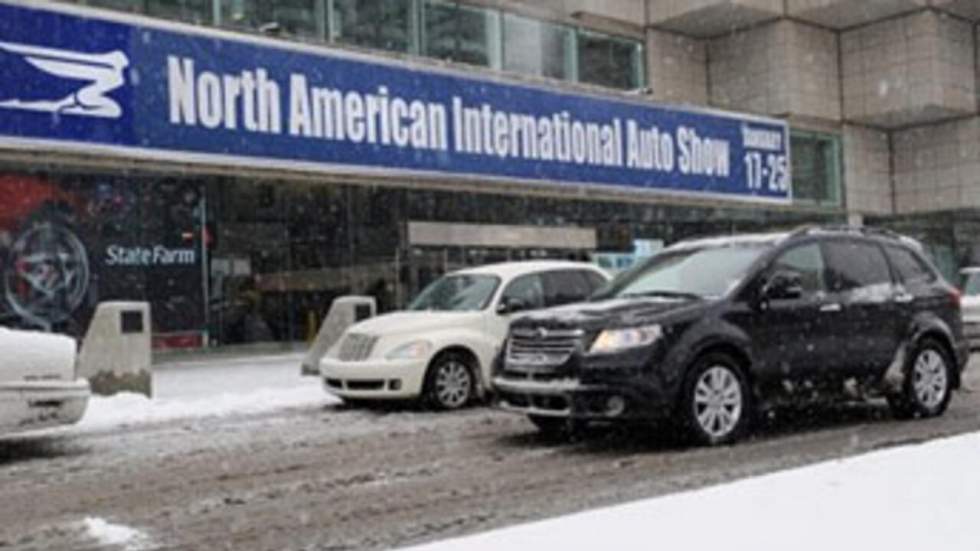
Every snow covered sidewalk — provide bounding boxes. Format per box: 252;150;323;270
406;430;980;551
71;352;338;433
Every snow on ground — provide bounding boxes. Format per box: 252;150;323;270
405;430;980;551
70;353;338;433
81;517;153;550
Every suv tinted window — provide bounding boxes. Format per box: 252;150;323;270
823;240;892;291
500;274;545;310
542;270;592;307
886;245;935;285
770;243;825;295
580;270;607;292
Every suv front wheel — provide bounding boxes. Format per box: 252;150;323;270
681;352;752;446
888;338;953;419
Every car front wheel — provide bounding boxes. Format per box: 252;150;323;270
424;352;475;410
888;338;953;419
681;353;752;446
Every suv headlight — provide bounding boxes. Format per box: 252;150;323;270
589;325;662;355
385;340;433;360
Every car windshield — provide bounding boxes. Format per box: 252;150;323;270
963;272;980;296
407;274;500;311
594;243;772;300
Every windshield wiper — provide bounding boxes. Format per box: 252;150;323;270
619;290;704;300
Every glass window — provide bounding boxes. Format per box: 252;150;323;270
542;270;592;307
500;274;545;311
332;0;413;53
577;30;644;90
146;0;213;25
423;0;501;68
886;245;935;285
770;243;826;295
963;271;980;296
408;274;500;311
823;240;892;291
220;0;321;39
601;244;771;300
502;13;574;81
580;270;607;292
791;131;842;206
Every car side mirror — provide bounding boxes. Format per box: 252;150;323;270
496;297;527;315
762;270;804;301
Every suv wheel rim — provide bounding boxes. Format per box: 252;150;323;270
694;366;743;438
912;348;947;410
435;361;471;408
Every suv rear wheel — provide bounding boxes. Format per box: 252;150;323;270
681;352;752;446
888;338;953;419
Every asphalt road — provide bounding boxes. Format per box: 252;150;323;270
1;360;978;551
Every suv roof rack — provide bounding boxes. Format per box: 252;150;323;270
788;224;903;241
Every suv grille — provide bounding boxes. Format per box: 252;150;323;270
337;333;378;362
506;328;584;367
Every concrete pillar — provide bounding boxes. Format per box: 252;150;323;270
76;302;152;397
301;296;377;376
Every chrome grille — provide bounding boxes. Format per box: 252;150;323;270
337;333;378;362
506;328;584;367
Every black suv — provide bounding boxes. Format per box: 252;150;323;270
494;227;970;446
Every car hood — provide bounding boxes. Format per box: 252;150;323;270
346;310;483;337
0;327;77;382
513;297;705;332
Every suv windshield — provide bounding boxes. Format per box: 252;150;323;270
963;272;980;296
595;243;772;300
408;274;500;311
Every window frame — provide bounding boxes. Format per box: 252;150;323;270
499;272;546;311
765;241;828;298
790;129;843;208
884;244;938;287
820;238;894;293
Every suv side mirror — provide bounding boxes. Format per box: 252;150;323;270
496;297;527;315
762;270;804;301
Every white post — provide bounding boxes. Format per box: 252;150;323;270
301;296;376;376
76;302;152;397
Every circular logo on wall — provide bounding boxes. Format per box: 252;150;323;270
4;220;91;326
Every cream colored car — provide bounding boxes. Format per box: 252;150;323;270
0;327;90;434
320;261;608;409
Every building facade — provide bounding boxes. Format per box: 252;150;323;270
0;0;975;348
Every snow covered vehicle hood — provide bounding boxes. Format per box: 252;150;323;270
0;327;77;382
344;310;484;338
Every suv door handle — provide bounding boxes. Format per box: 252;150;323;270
894;294;914;304
819;303;842;313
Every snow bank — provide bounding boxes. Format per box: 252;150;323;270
73;383;338;432
82;517;152;550
406;431;980;551
35;353;339;432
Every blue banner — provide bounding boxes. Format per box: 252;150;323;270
0;1;791;202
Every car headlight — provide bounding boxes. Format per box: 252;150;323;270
385;340;433;360
589;325;663;354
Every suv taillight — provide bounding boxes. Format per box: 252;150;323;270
950;287;962;309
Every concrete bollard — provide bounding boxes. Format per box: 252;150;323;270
76;302;152;397
301;296;376;376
